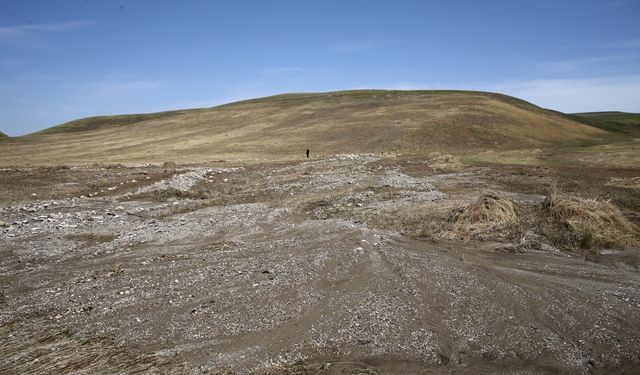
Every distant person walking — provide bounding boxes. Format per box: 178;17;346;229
305;149;310;158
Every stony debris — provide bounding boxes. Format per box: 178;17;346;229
134;167;244;194
1;157;639;374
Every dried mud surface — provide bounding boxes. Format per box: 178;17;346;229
1;156;640;374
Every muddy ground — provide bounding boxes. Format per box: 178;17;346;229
1;155;640;374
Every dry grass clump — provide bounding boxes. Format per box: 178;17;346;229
606;177;640;189
430;154;464;173
0;321;175;374
360;202;448;237
162;161;178;170
442;194;518;240
64;232;118;244
36;165;70;172
89;162;124;169
546;195;639;249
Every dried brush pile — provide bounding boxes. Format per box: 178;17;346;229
443;194;518;240
546;195;639;249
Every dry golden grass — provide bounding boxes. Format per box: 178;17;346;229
0;322;175;374
442;194;518;240
547;195;639;249
431;154;464;172
0;90;610;166
357;202;448;236
162;160;178;169
606;177;640;189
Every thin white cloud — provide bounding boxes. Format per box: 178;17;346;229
330;42;374;53
610;0;630;7
622;37;640;49
92;80;161;97
262;67;330;75
0;20;95;43
0;57;16;67
478;76;640;113
534;55;631;74
9;73;58;81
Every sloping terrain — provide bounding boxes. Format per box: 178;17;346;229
0;90;610;166
31;109;196;136
0;131;7;138
573;111;640;126
570;112;640;135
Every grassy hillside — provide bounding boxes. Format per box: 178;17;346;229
0;131;7;138
0;90;614;165
569;112;640;136
573;111;640;125
32;109;196;135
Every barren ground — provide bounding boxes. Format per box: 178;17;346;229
1;155;640;374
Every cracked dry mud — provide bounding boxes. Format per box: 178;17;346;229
1;156;640;374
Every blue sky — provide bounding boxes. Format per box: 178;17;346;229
1;0;639;136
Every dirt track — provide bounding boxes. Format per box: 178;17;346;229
1;156;640;374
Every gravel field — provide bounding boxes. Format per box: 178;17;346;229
1;156;640;374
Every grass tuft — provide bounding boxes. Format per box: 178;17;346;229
442;194;518;240
431;154;464;173
546;195;639;250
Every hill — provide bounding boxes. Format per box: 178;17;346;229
31;109;196;136
0;131;7;138
570;111;640;135
0;90;613;165
573;111;640;126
